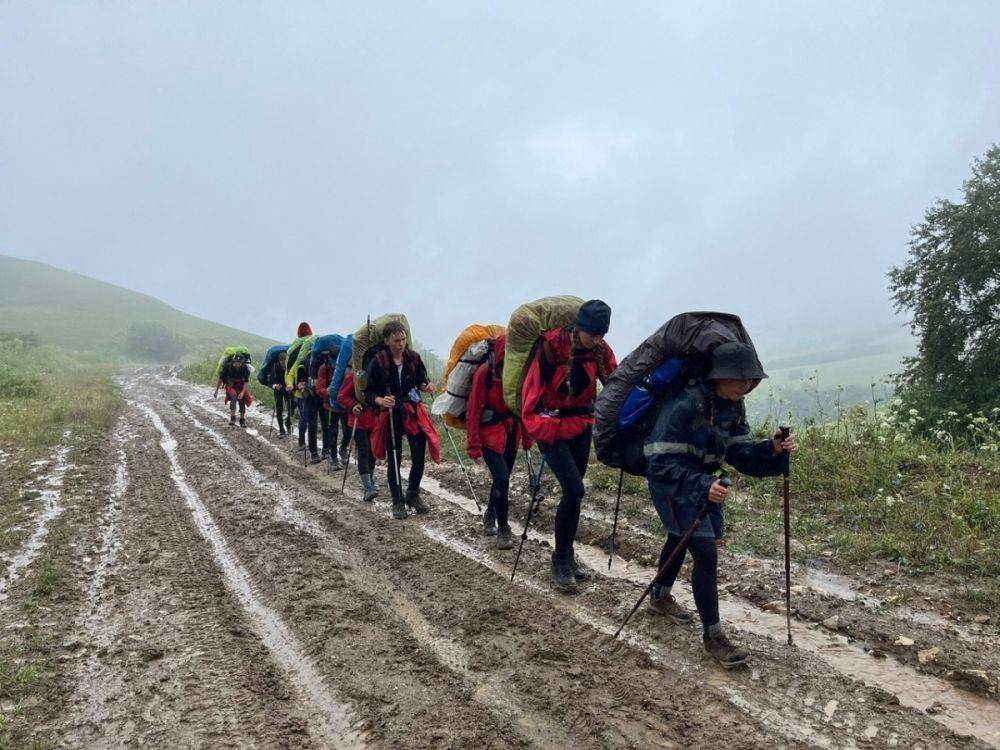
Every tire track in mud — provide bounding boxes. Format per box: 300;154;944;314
137;402;367;750
0;431;72;602
169;374;995;748
179;403;591;750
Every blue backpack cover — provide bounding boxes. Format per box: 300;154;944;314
329;335;353;411
256;344;289;385
308;334;345;378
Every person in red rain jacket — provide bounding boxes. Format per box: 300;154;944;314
336;367;380;502
466;334;529;550
520;299;617;591
316;355;351;470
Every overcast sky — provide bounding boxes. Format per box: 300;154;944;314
3;2;998;358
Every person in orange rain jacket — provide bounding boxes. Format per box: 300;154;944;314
466;334;530;550
364;321;441;520
337;366;380;502
520;300;617;591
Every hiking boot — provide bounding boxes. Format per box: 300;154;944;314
361;474;378;502
339;447;350;464
648;592;695;624
496;526;513;550
321;447;330;459
329;456;343;471
550;554;577;592
278;425;287;437
392;499;408;519
703;633;750;669
229;413;236;426
239;416;246;428
309;454;322;465
406;490;430;515
483;506;497;536
569;552;590;582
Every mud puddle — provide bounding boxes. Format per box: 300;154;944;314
0;433;73;601
423;473;1000;749
139;403;366;750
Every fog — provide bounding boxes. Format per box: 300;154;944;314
3;2;998;361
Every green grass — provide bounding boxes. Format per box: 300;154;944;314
0;343;118;453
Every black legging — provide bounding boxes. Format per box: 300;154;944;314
655;534;720;636
328;410;352;456
385;411;426;501
354;428;375;475
538;426;591;558
482;430;517;529
273;387;286;425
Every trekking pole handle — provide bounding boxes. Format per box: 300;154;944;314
778;425;791;476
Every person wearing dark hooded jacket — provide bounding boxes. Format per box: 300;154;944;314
520;299;617;591
644;342;796;668
214;353;253;427
266;350;289;437
465;334;530;550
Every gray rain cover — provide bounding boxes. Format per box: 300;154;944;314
593;311;761;474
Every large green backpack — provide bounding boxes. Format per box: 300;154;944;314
284;335;316;391
502;296;583;416
351;314;411;400
214;346;252;379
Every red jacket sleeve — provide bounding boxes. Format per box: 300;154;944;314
465;363;488;459
601;345;618;383
316;364;331;403
519;351;559;444
336;371;356;411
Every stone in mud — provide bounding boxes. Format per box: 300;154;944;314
893;636;915;647
763;600;786;614
973;614;990;624
917;647;940;665
821;616;840;632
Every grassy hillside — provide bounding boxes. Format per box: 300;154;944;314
0;255;275;363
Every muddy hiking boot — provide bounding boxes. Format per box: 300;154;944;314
309;454;322;465
482;506;497;536
339;447;350;464
496;526;513;550
329;456;343;471
392;498;408;519
704;632;750;669
239;416;246;428
229;413;237;426
406;490;430;515
550;553;577;592
569;552;590;582
648;592;695;625
361;474;378;502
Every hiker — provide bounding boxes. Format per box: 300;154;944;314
520;300;617;590
316;349;351;469
465;334;526;550
644;342;797;668
336;365;379;500
364;320;439;520
268;350;289;437
214;352;253;427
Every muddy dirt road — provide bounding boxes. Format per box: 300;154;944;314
3;370;998;748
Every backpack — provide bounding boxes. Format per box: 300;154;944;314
308;334;344;378
502;296;583;416
431;324;505;429
283;335;315;390
350;314;411;400
329;335;353;409
593;311;762;476
214;346;252;379
256;344;289;385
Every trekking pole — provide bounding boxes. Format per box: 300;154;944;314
443;422;482;512
269;401;276;436
780;425;793;646
614;477;731;639
510;448;546;582
386;389;404;499
340;420;358;492
608;468;625;570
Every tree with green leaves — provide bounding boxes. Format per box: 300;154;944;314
889;144;1000;425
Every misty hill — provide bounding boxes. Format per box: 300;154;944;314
0;255;276;363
